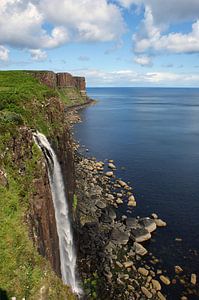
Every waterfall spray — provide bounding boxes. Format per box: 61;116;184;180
33;132;81;295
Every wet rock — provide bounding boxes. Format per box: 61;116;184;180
105;207;116;220
131;227;151;243
191;273;197;285
134;242;148;256
138;267;149;276
151;213;158;219
174;265;183;274
123;261;133;268
118;180;128;187
160;275;171;285
95;200;106;209
116;198;123;204
139;217;157;233
106;171;113;177
141;287;152;299
152;279;161;291
111;228;129;245
128;195;136;207
125;217;138;228
108;163;116;170
157;291;166;300
155;219;167;227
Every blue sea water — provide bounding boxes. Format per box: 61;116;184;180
74;87;199;298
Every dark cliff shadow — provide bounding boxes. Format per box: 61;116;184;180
0;288;9;300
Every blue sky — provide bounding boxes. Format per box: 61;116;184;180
0;0;199;87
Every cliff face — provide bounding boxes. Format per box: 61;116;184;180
0;71;77;299
33;71;86;98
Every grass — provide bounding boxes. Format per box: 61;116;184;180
0;71;79;299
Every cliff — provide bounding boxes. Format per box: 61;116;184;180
32;70;87;103
0;71;77;299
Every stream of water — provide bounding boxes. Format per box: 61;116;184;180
33;132;81;295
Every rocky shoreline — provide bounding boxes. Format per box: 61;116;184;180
73;152;169;300
68;107;198;300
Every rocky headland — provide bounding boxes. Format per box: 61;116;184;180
0;71;198;300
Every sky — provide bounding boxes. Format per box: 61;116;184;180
0;0;199;87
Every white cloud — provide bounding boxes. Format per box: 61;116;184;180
0;0;125;51
73;68;199;86
134;55;152;66
134;5;199;54
29;49;47;61
41;0;125;42
0;45;9;61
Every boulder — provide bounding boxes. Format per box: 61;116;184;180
160;275;171;285
123;261;133;268
191;273;197;285
128;195;136;207
155;219;167;227
131;227;151;243
174;265;183;274
118;180;127;187
141;287;152;299
139;217;157;233
95;200;106;209
152;279;161;291
134;242;148;256
116;198;123;204
108;163;116;170
125;218;138;229
111;228;129;245
138;267;149;276
105;171;114;177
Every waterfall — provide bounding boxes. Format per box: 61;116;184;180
33;132;81;295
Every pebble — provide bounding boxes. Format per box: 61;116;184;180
191;273;197;285
138;267;149;276
141;287;152;299
152;279;161;291
160;275;171;285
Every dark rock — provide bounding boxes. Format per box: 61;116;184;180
125;217;138;228
130;227;151;242
111;228;129;245
138;217;157;233
95;200;106;209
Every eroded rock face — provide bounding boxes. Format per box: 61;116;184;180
32;71;57;88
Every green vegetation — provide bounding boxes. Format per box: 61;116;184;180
0;71;78;299
83;272;99;299
57;87;85;106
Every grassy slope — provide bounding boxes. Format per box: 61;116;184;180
0;71;77;299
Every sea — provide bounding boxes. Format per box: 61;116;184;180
74;87;199;299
